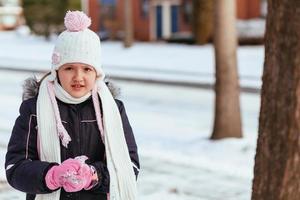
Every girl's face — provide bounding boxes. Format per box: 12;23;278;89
57;63;97;98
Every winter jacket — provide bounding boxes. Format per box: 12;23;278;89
5;78;140;200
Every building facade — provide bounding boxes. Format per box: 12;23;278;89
85;0;262;41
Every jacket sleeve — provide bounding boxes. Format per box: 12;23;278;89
89;99;140;193
5;100;56;194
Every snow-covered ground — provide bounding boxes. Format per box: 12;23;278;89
0;29;263;199
0;70;260;200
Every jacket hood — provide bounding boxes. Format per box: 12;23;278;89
22;76;120;101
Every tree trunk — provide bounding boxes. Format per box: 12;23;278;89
192;0;214;44
251;1;300;199
211;0;242;139
124;0;133;48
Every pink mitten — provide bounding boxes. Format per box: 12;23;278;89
45;159;80;190
61;156;93;192
45;156;94;192
45;165;64;190
80;163;93;189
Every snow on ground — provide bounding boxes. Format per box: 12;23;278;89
0;70;260;200
0;29;263;199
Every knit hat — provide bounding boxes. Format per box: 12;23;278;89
51;10;104;78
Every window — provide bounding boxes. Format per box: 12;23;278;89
101;0;116;6
141;0;149;18
100;0;116;19
182;0;192;24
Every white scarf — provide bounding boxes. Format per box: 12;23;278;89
35;74;137;200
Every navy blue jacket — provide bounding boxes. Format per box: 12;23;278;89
5;93;139;200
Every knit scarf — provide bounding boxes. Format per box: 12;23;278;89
35;75;137;200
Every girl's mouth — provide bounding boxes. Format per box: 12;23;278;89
71;84;84;89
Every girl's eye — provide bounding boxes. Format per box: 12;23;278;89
85;68;93;72
64;67;73;71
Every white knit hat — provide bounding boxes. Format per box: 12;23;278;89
51;11;104;78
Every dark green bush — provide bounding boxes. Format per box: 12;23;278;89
23;0;81;39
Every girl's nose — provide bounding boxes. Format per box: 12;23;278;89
73;69;84;81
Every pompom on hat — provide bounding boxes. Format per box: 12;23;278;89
51;11;104;79
64;11;91;31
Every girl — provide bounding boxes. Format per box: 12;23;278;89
5;11;139;200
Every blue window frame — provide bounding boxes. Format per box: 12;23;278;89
171;5;179;33
100;0;116;6
156;5;162;39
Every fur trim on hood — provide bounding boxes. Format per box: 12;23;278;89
22;76;120;101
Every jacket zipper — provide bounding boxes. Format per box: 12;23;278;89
76;106;81;200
